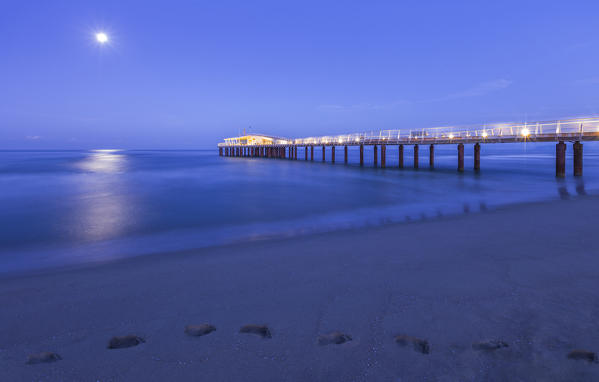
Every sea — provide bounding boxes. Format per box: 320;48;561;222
1;143;597;274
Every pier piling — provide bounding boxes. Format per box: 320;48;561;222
414;145;419;169
398;145;404;168
322;146;325;162
474;143;480;172
374;145;378;167
458;144;464;172
332;146;335;163
429;144;434;168
305;146;308;160
311;145;314;161
344;146;348;163
556;141;566;177
381;144;386;168
360;144;364;166
574;141;583;176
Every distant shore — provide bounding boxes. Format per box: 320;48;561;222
2;196;599;381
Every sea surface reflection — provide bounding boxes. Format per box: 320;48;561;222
0;144;598;273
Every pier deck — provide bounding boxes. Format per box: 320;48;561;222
218;117;599;177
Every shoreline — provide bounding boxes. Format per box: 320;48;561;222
0;191;590;281
2;195;599;381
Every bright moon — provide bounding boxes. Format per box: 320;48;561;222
95;32;108;44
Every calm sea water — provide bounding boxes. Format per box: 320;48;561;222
1;143;597;274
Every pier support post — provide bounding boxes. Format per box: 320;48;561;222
322;145;326;161
332;146;335;163
381;144;386;168
294;146;298;160
305;146;308;160
458;143;464;172
344;146;348;163
429;144;434;168
374;145;378;167
556;141;566;177
574;141;583;176
474;143;480;172
311;145;314;161
360;144;364;166
219;147;223;156
414;145;419;169
398;145;404;168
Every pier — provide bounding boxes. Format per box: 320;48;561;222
218;117;599;177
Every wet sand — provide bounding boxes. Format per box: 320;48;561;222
2;196;599;381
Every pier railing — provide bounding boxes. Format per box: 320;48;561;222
217;117;599;147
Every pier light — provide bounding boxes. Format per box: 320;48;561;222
521;128;530;137
448;133;454;139
482;131;488;138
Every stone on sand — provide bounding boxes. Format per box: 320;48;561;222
26;352;62;364
318;331;352;345
107;335;145;349
395;334;430;354
239;324;272;338
185;324;216;337
567;349;597;362
472;340;509;351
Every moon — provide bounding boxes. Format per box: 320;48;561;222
95;32;108;44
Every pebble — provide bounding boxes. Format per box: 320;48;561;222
185;324;216;337
318;332;352;345
239;324;272;338
107;335;145;349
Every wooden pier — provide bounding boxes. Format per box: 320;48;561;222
218;117;599;177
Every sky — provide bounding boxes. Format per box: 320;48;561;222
1;0;598;149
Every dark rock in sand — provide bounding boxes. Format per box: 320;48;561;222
318;331;352;345
185;324;216;337
239;324;272;338
107;335;145;349
472;340;509;351
26;352;62;364
568;349;597;362
395;334;430;354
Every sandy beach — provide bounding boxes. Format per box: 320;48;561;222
2;196;599;381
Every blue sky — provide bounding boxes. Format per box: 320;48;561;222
1;0;598;149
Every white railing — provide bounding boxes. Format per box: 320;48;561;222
218;117;599;146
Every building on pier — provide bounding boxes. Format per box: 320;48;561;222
223;134;290;146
